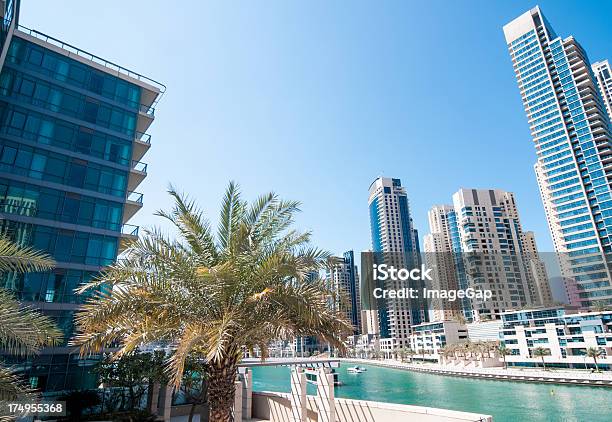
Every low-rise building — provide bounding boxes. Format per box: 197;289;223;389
466;320;503;342
500;307;612;369
408;321;468;360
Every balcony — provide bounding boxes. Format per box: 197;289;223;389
132;132;151;162
123;191;143;223
128;160;148;191
119;223;139;252
15;24;166;96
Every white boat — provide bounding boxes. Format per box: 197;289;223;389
347;366;366;374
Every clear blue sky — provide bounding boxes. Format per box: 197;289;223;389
21;0;612;255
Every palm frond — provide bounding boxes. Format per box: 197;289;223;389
0;290;63;356
217;181;245;252
0;366;30;402
0;237;55;273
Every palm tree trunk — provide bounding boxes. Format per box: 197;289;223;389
594;357;599;372
207;357;238;422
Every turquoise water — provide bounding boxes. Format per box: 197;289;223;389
251;363;611;422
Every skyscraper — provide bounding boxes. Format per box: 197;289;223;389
425;188;551;321
367;177;425;348
504;7;612;307
0;1;163;390
592;60;612;122
521;231;554;306
326;251;361;335
423;205;461;321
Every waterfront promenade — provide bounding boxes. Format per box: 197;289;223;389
344;358;612;387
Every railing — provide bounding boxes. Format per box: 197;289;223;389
121;224;139;237
131;160;148;173
15;24;166;102
3;54;157;115
126;191;144;204
135;131;151;144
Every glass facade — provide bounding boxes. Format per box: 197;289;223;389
505;8;612;306
0;4;162;392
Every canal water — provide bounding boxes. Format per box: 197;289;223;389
251;363;611;421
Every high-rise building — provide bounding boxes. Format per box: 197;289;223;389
426;189;550;321
423;205;461;321
326;251;361;335
367;177;426;348
504;7;612;307
521;231;554;306
0;1;164;391
592;60;612;122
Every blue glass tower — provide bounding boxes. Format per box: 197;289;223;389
0;1;164;391
504;7;612;307
367;177;426;348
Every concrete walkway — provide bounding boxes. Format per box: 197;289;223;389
344;358;612;387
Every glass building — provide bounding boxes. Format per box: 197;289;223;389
367;177;426;348
504;7;612;307
0;1;164;391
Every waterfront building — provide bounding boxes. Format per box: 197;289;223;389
326;251;361;335
465;320;503;342
521;231;555;306
592;60;612;121
0;1;163;391
425;189;551;322
500;306;612;369
504;7;612;307
408;320;468;361
423;205;462;322
367;177;426;349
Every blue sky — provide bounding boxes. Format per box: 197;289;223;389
21;0;612;255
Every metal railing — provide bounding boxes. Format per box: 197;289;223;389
126;191;144;204
121;224;139;237
15;24;166;102
131;160;148;173
3;53;157;115
135;131;151;144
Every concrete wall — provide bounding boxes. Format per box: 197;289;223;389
252;391;492;422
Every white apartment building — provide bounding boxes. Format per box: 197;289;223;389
466;320;503;342
452;188;544;319
408;321;468;360
501;307;612;369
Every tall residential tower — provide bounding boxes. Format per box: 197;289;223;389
326;251;361;335
425;188;552;321
0;1;163;390
367;177;425;348
504;7;612;307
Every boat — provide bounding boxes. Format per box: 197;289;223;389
347;366;366;374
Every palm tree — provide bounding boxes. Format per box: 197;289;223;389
406;348;416;363
586;347;604;372
498;344;510;369
532;347;550;370
72;183;353;422
0;237;62;401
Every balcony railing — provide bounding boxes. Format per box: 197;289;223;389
121;224;139;237
16;24;166;105
126;191;144;204
131;160;148;173
3;53;158;116
135;132;151;144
